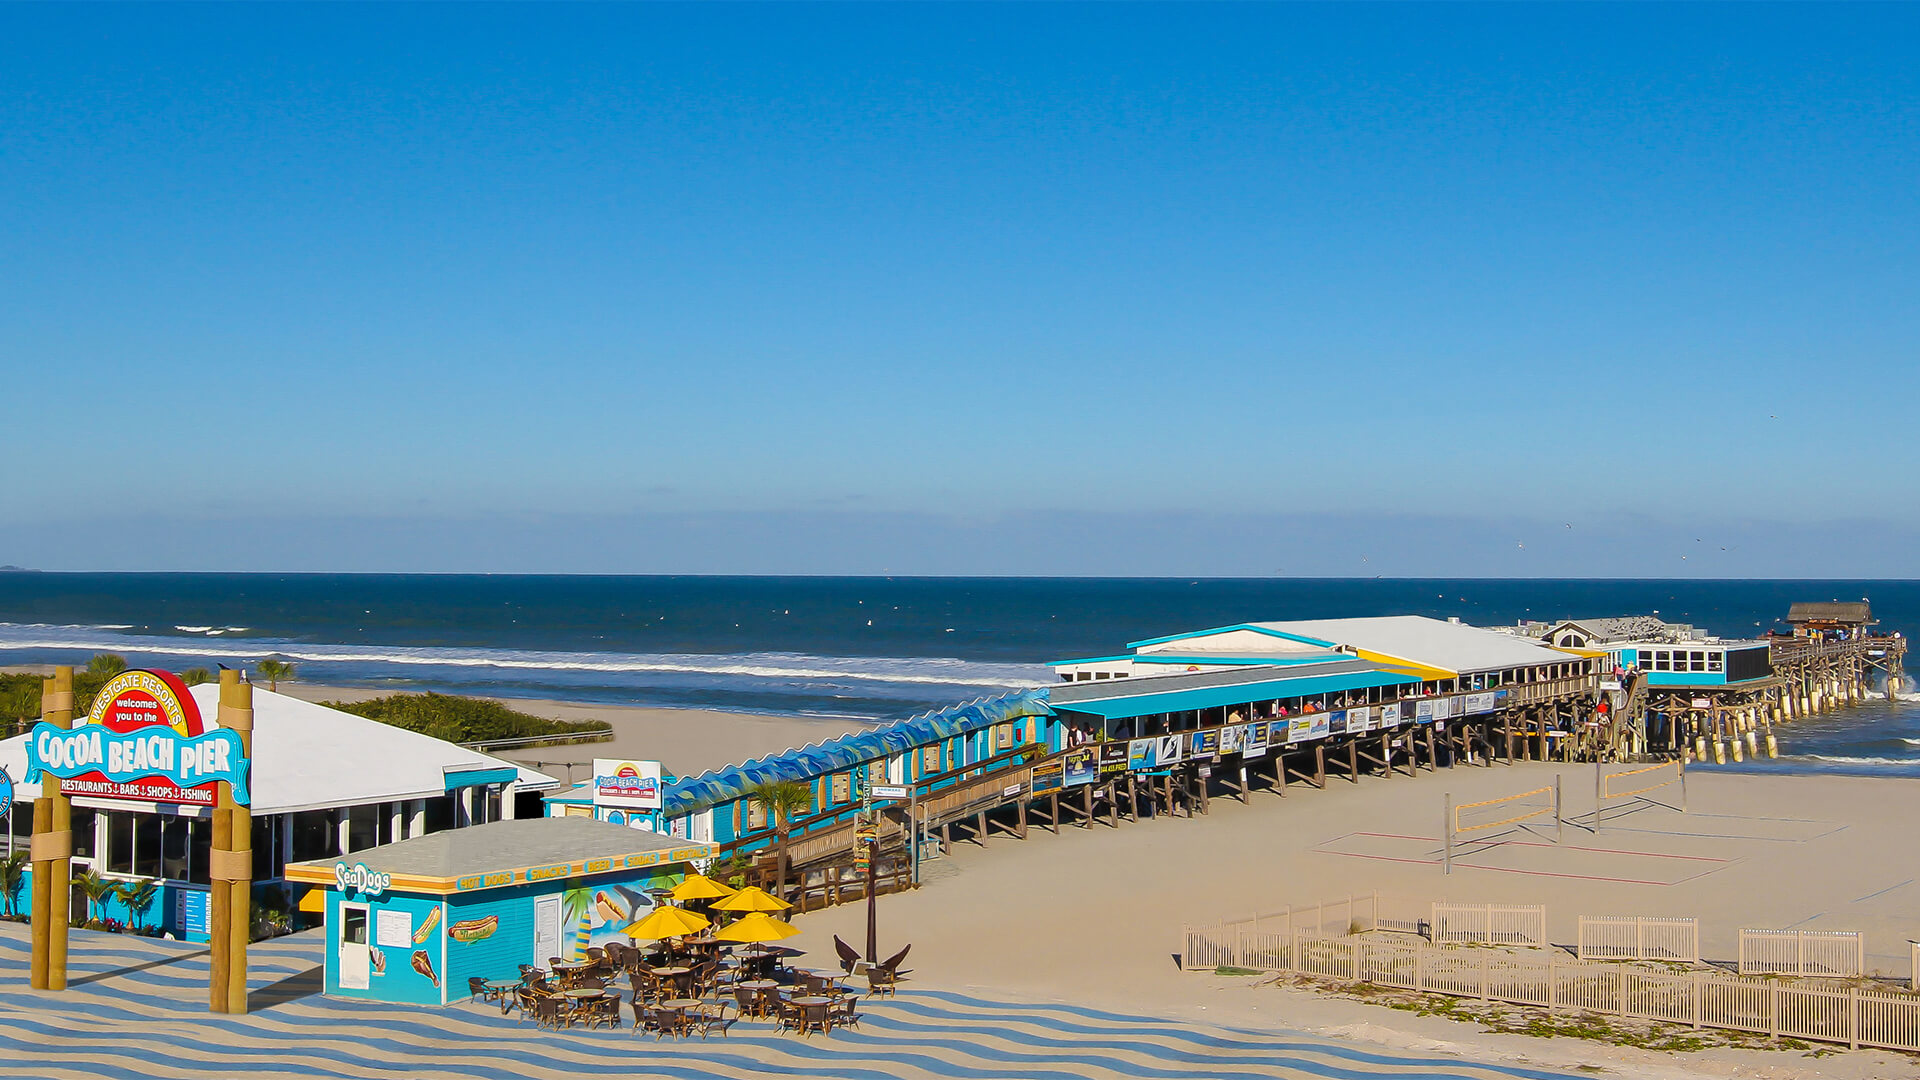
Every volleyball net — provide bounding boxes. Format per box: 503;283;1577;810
1594;759;1686;830
1443;778;1562;873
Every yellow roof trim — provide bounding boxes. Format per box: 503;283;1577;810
1351;648;1456;682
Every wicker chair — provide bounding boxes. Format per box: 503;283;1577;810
531;996;569;1030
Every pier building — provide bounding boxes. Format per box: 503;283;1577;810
0;685;559;941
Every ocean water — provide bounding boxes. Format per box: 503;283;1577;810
0;574;1913;774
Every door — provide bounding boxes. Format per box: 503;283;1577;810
338;903;371;991
532;895;562;968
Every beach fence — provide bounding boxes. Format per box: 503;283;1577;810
1577;916;1700;963
1444;778;1562;873
1180;923;1920;1053
1738;929;1866;978
1431;903;1548;947
1594;759;1685;831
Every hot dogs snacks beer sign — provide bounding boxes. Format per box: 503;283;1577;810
26;670;250;807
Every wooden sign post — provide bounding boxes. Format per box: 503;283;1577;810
209;670;254;1014
29;666;74;991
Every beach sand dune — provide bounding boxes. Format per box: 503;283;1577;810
797;763;1920;1079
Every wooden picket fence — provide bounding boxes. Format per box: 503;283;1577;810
1431;902;1548;946
1180;926;1920;1053
1738;929;1866;977
1577;916;1700;963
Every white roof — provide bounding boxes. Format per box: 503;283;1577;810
1248;616;1579;675
0;685;560;816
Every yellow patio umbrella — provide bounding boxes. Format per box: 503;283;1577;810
714;911;801;943
670;873;738;902
710;885;793;913
623;904;711;941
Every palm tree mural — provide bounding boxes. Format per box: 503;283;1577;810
746;779;815;902
561;881;594;961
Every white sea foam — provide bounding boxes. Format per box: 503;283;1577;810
1805;754;1920;767
0;622;1047;689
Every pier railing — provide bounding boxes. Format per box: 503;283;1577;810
1768;634;1905;665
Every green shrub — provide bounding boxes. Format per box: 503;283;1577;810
320;692;610;745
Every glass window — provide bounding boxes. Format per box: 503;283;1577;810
70;807;96;861
830;773;850;804
191;817;212;885
1708;655;1724;672
342;906;368;945
346;804;379;852
133;814;162;879
745;799;768;830
290;810;339;863
422;798;455;835
107;812;134;874
251;816;276;881
8;806;30;855
162;816;191;881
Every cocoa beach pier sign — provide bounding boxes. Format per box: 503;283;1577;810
25;670;251;806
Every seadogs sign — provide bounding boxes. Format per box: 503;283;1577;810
25;670;250;807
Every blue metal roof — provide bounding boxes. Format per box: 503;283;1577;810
1047;670;1418;720
661;688;1053;816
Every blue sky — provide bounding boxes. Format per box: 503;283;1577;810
4;4;1917;575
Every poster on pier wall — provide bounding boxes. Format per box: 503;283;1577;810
1243;722;1269;757
1288;718;1313;744
1328;711;1348;736
1349;706;1374;733
1127;739;1157;771
1030;761;1065;793
1099;742;1129;776
1463;693;1497;715
1309;714;1331;740
1218;725;1245;756
1414;700;1436;724
1188;729;1219;760
1380;702;1403;726
1062;748;1098;787
1156;733;1186;766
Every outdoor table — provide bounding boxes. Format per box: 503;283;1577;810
789;996;832;1035
483;979;520;1013
561;987;608;1000
653;965;695;996
657;997;702;1037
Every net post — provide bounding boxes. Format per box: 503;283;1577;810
1594;761;1603;833
1442;793;1453;875
1679;756;1688;813
1555;774;1563;843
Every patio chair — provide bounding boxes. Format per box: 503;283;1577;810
833;935;862;974
518;964;544;982
467;976;490;1004
828;995;861;1031
576;976;606;992
732;986;767;1021
586;946;605;962
581;994;623;1030
531;996;569;1031
865;966;899;998
774;997;806;1035
629;998;658;1039
800;972;829;995
692;1002;737;1039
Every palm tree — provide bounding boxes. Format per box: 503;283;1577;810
746;779;814;902
0;851;27;918
87;653;127;678
179;668;213;687
73;869;116;928
115;878;157;933
255;657;296;692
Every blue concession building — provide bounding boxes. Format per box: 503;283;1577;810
285;817;713;1006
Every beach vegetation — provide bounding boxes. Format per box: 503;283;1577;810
86;653;127;678
114;878;158;932
255;657;295;692
746;779;815;900
179;667;213;686
74;868;117;927
0;851;27;918
320;691;611;745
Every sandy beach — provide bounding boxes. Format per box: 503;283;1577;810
278;683;875;782
795;762;1920;1079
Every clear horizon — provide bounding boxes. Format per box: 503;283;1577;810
4;4;1916;576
